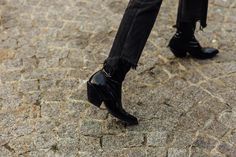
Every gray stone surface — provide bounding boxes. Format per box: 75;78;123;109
0;0;236;156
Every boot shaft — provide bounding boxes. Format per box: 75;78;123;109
169;22;201;52
175;22;196;39
103;58;132;83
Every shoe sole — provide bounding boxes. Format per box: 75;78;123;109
169;47;219;59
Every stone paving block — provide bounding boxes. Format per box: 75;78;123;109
0;130;12;146
40;78;56;90
0;83;15;97
202;118;228;138
170;131;195;148
80;119;103;136
34;118;57;134
56;79;80;90
22;150;47;157
11;120;34;137
4;58;23;69
219;108;236;129
38;57;60;68
18;79;39;93
41;89;66;102
57;122;79;139
190;147;209;157
200;62;236;79
126;148;147;157
102;148;147;157
214;0;234;7
192;135;218;151
40;101;82;121
217;142;236;156
146;147;167;157
102;132;144;149
8;135;35;155
64;101;88;119
102;118;127;134
0;94;22;109
33;132;57;150
0;70;21;83
22;91;41;105
226;130;236;145
69;86;87;101
0;146;13;157
79;135;101;152
167;148;188;157
79;151;102;157
68;68;93;80
85;107;108;120
147;131;167;147
102;150;127;157
57;138;79;157
169;86;211;113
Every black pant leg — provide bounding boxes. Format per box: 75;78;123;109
176;0;209;28
104;0;163;70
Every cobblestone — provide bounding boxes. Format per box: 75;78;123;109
0;0;236;156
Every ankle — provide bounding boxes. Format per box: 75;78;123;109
103;59;131;83
176;22;196;37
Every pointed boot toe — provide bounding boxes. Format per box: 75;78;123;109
187;47;219;59
104;102;139;125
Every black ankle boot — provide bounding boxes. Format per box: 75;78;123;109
87;59;138;125
168;22;219;59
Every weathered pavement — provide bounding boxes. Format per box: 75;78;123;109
0;0;236;156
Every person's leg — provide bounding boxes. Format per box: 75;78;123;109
168;0;219;59
176;0;208;29
104;0;163;72
87;0;163;125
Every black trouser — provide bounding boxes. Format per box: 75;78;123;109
103;0;208;70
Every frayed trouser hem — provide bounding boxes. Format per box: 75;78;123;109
103;56;138;72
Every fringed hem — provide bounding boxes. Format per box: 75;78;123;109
120;57;138;70
103;56;138;72
199;20;207;31
173;20;207;32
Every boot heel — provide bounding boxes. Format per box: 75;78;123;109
170;48;187;58
87;82;103;108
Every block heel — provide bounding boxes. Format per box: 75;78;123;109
87;81;103;108
169;48;187;58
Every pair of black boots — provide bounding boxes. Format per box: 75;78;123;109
87;23;219;125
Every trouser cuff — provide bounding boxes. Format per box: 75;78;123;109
103;57;135;82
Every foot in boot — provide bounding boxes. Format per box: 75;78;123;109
87;68;138;126
168;22;219;59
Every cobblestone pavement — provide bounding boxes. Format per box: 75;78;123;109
0;0;236;156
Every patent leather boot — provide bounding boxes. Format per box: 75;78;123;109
168;22;219;59
86;62;138;125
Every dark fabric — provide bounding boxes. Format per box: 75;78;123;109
103;0;209;71
104;0;163;71
176;0;208;29
177;22;196;38
103;58;132;82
